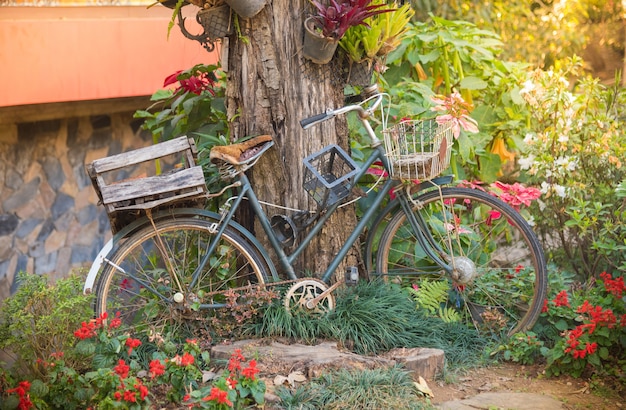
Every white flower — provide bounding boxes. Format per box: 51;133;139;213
554;184;566;198
537;198;547;211
518;155;535;170
520;80;535;95
523;133;535;145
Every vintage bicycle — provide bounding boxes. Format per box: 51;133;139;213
84;85;547;338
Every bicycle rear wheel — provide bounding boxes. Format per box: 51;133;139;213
94;217;269;339
376;187;546;336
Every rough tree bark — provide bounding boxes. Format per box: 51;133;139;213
223;0;361;280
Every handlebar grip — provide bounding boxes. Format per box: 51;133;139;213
300;112;332;129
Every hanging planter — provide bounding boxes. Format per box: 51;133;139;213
196;4;233;39
302;0;395;65
224;0;267;18
303;17;339;65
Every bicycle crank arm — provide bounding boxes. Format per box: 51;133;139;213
305;280;343;309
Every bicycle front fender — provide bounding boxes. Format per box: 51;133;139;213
84;238;114;295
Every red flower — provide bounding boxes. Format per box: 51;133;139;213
125;337;142;355
577;300;592;314
114;391;122;401
180;352;194;366
228;349;245;372
600;272;625;297
486;210;501;226
109;311;122;329
94;312;108;328
203;387;232;406
585;342;597;355
74;321;96;340
242;359;260;380
163;69;216;96
149;359;165;379
552;290;570;308
123;390;137;403
541;299;549;313
135;383;149;401
114;359;130;379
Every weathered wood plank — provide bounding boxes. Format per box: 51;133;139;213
100;166;206;205
91;136;194;173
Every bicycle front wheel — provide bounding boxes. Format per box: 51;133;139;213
94;217;269;339
376;187;547;336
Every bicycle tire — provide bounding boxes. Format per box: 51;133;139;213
375;187;547;336
94;217;270;339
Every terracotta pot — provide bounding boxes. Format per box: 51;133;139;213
302;17;339;65
224;0;267;18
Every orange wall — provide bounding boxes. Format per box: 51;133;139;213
0;6;218;107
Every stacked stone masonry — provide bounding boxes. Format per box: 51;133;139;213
0;112;152;302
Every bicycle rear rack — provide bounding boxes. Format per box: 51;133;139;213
86;136;208;234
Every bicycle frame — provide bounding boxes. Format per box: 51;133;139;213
188;95;456;288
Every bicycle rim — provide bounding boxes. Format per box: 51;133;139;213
376;187;547;336
94;217;269;339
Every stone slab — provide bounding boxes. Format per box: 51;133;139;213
212;340;446;381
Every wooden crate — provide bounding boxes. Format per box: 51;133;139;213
86;136;207;233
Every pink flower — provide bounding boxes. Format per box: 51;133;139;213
431;92;479;139
489;181;541;210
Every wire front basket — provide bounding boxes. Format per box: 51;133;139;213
382;119;454;181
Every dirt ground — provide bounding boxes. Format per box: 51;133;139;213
428;363;624;410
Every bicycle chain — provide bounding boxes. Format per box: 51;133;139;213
201;278;303;298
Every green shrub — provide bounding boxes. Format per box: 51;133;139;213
518;57;626;278
0;271;94;376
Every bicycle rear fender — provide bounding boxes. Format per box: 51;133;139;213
83;208;279;294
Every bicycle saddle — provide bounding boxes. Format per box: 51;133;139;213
209;135;274;165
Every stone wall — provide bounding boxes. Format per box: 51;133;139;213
0;111;152;302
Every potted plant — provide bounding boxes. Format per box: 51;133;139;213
339;1;413;84
303;0;394;64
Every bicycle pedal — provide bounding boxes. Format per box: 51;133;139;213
345;266;359;286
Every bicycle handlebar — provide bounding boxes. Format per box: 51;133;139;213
300;92;385;130
300;111;333;129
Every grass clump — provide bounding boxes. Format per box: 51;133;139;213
248;280;487;368
275;365;435;410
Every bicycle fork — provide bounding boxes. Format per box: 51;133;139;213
396;188;455;276
396;187;478;284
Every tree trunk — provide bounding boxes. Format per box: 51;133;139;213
224;0;360;280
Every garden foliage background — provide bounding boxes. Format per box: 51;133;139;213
1;0;625;408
